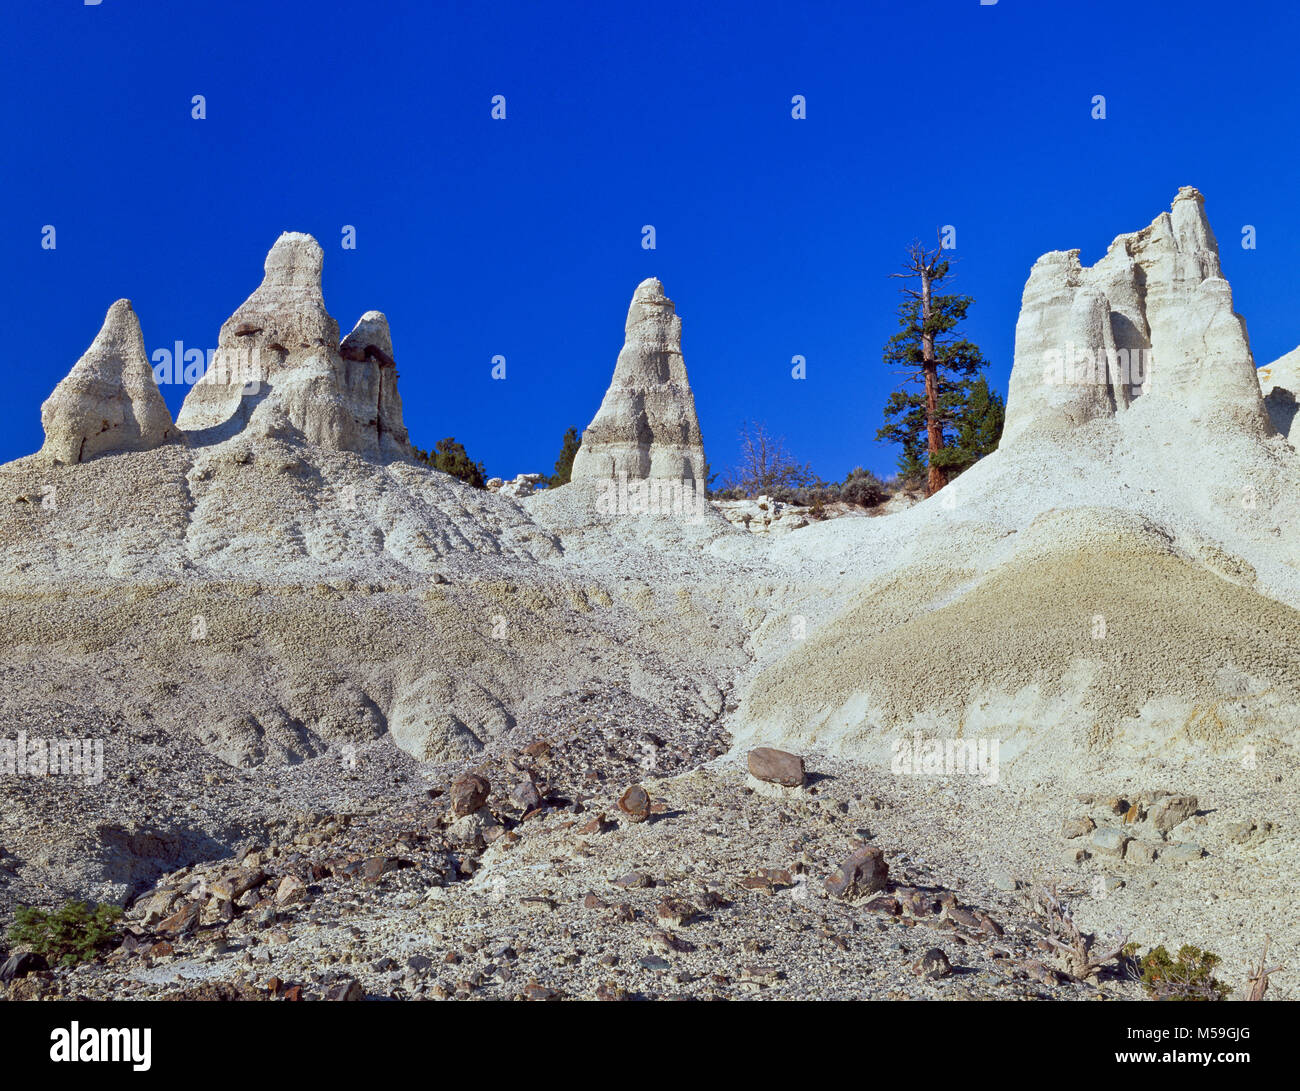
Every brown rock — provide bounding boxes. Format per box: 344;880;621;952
578;813;611;836
655;897;695;927
747;747;806;787
325;978;364;1001
157;901;200;936
275;874;308;905
824;846;888;900
864;895;901;916
450;774;490;817
1061;815;1095;839
916;948;952;979
511;779;543;812
1149;794;1198;832
946;906;982;930
523;980;560;1001
618;785;651;822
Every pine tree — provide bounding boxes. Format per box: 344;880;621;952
413;437;487;488
950;375;1005;473
549;426;580;488
876;239;988;496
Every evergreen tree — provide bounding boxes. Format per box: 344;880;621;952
876;239;988;496
950;374;1005;473
414;437;487;489
549;426;580;488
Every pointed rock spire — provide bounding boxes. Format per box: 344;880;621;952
339;311;410;455
1002;187;1272;447
570;278;706;483
39;299;178;464
176;233;409;457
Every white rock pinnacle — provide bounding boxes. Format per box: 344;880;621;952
176;233;410;457
39;299;178;464
1002;187;1272;447
570;278;706;484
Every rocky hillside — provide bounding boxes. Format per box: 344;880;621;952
1;192;1296;1001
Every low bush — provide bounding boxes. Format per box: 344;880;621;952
8;901;123;968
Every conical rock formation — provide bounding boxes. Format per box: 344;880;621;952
176;233;410;457
1003;187;1272;447
39;299;178;465
570;278;706;484
339;311;410;452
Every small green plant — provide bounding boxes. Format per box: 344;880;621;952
413;437;488;489
1124;943;1230;1001
548;425;580;488
8;901;123;968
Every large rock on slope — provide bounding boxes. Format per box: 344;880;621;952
39;299;178;465
1003;187;1272;447
176;233;410;458
570;278;706;484
1259;346;1300;448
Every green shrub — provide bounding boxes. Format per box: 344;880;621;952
1124;943;1230;1001
8;900;123;968
413;437;487;489
548;426;580;488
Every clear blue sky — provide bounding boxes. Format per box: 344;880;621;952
4;0;1297;481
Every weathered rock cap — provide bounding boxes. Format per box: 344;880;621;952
39;298;179;465
340;311;395;367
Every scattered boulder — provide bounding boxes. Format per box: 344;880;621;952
618;785;651;823
1090;827;1130;857
1163;842;1206;864
511;779;543;812
38;299;178;464
450;774;490;817
1126;841;1158;865
0;952;49;982
276;874;308;905
324;978;364;1001
448;809;499;850
915;948;952;980
825;846;889;899
1149;795;1198;833
1061;815;1095;839
747;747;806;787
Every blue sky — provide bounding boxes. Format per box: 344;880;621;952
4;0;1298;481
